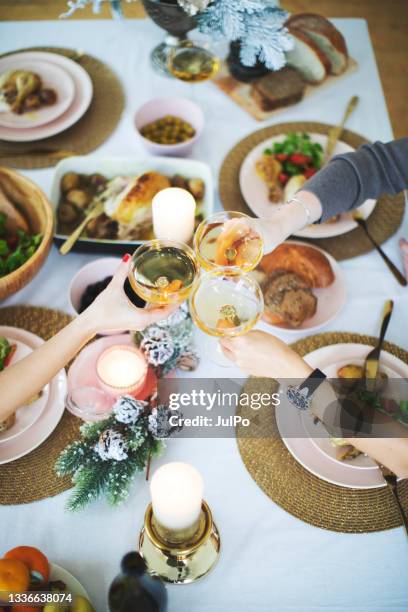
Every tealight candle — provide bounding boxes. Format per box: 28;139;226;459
96;345;148;398
150;462;204;532
152;187;196;243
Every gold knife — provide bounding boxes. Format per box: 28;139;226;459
364;300;394;391
325;95;359;161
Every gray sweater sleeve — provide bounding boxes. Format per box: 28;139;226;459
302;138;408;222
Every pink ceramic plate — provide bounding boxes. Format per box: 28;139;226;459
0;326;49;443
0;327;66;465
239;133;376;239
0;57;75;129
276;342;408;488
275;402;386;489
0;51;92;142
302;343;408;471
261;240;346;333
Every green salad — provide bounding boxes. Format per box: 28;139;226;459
0;212;42;278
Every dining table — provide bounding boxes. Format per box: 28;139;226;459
0;16;408;612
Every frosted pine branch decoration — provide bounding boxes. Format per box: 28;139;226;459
198;0;293;70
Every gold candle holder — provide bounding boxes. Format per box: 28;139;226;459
138;500;220;584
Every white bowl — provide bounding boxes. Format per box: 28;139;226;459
68;257;121;318
134;97;204;157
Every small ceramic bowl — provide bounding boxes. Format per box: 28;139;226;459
68;257;121;318
134;96;204;157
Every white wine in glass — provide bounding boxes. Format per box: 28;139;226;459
194;211;264;274
189;270;264;366
129;239;199;305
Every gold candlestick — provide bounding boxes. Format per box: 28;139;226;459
138;500;220;584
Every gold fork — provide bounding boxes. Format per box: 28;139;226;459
377;463;408;537
59;200;105;255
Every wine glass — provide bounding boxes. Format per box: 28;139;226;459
189;270;264;367
129;239;199;305
168;41;220;83
194;211;264;274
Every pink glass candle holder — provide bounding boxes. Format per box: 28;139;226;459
96;345;148;398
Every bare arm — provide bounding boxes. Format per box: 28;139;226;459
0;258;176;420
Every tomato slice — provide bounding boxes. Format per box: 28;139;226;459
4;344;17;368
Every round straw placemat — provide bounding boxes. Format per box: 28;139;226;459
0;306;81;504
237;331;408;533
0;47;125;169
220;122;405;261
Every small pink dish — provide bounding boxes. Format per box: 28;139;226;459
134;96;204;157
68;256;121;319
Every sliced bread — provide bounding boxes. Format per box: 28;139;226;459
251;67;306;111
285;27;330;84
286;13;348;75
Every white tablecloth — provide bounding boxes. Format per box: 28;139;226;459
0;18;407;612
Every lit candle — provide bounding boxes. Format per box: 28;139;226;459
152;188;196;243
96;345;148;397
150;462;204;532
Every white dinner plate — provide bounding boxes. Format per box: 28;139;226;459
0;326;49;443
0;326;67;465
276;342;408;488
0;51;92;142
50;563;91;601
239;133;376;239
261;240;347;334
0;56;75;129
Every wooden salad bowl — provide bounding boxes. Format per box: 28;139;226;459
0;167;54;301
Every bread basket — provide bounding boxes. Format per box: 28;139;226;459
0;167;54;300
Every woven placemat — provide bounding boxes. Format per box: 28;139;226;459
0;47;125;169
219;122;405;261
237;332;408;533
0;306;81;505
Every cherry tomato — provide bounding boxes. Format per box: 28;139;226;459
304;167;317;178
278;173;289;185
275;153;288;162
3;344;17;368
6;236;18;251
289;153;311;165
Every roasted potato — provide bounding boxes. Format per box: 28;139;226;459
187;178;205;200
66;189;91;208
61;172;81;192
58;203;79;224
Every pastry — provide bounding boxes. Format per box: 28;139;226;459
259;243;335;288
262;271;317;327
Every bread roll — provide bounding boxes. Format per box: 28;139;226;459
260;243;335;288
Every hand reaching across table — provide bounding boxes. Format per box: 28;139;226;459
221;330;408;479
262;138;408;252
0;255;177;421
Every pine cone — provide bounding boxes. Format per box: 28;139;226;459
113;396;147;425
141;327;175;366
95;428;128;461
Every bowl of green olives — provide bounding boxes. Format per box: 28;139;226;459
135;97;204;156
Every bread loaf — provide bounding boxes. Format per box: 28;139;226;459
286;13;348;75
251;67;306;111
260;243;335;288
285;27;330;84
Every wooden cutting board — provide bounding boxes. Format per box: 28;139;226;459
213;58;358;121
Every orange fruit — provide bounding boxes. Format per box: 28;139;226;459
0;559;30;599
4;547;49;588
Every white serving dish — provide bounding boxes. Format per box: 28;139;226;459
51;155;214;254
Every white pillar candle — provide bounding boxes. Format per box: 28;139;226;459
150;462;204;531
96;345;147;397
152;187;196;243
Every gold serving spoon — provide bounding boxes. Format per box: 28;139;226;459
59;200;105;255
325;95;359;161
353;211;407;286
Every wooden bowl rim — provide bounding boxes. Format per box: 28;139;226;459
0;166;54;287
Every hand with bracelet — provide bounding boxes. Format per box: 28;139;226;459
221;331;408;479
261;138;408;252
